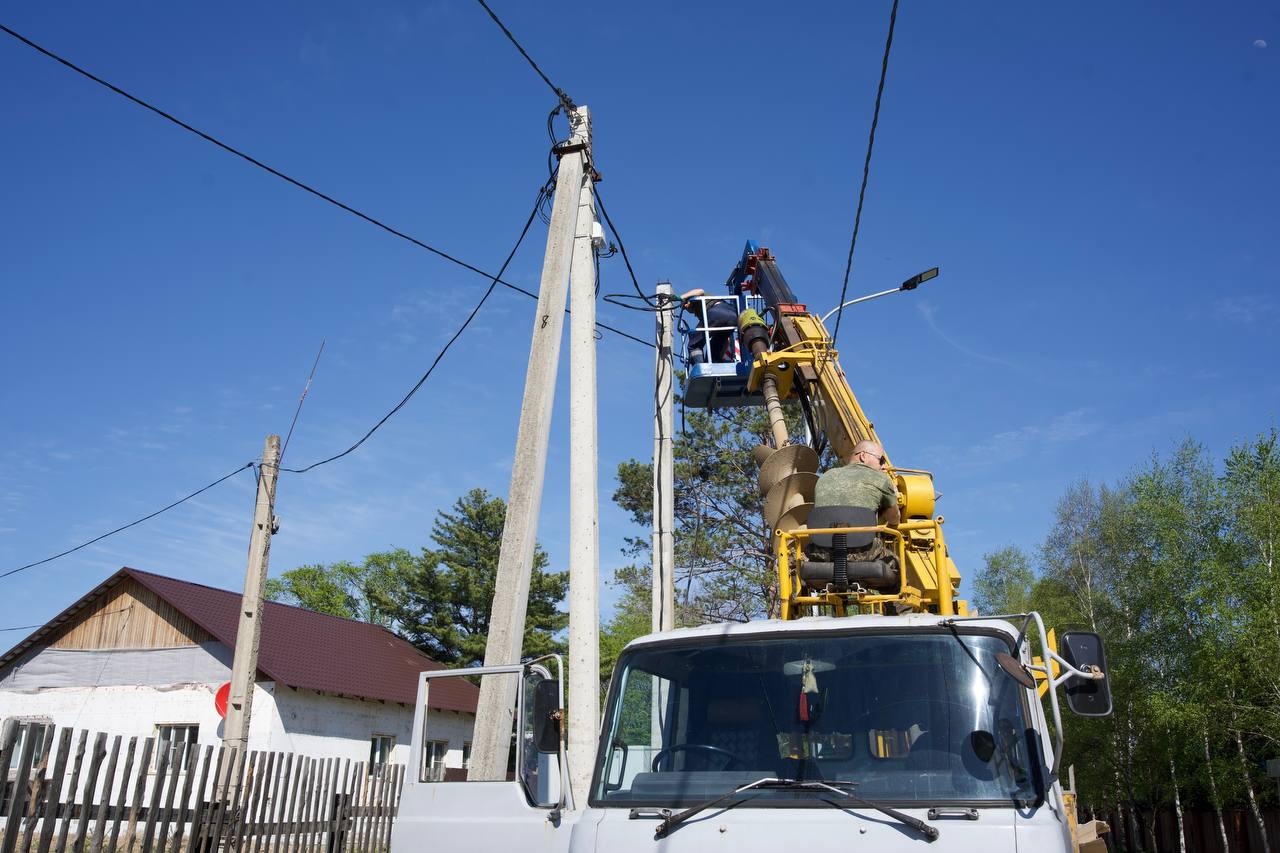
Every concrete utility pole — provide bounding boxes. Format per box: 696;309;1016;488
566;121;599;806
470;105;592;783
223;434;281;764
650;284;676;746
652;283;675;634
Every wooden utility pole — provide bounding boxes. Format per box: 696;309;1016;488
469;106;593;782
223;434;281;766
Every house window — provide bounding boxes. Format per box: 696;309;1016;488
4;719;51;770
462;741;472;770
422;740;448;782
155;724;199;771
369;734;395;768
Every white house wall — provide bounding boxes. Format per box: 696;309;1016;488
0;682;269;747
266;687;474;770
0;644;474;772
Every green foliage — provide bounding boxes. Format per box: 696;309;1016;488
265;558;401;624
266;564;359;619
972;545;1034;615
600;564;652;691
612;393;806;626
272;488;568;669
991;430;1280;842
373;488;568;667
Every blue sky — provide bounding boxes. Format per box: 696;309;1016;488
1;1;1276;635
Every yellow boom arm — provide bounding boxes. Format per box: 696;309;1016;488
745;310;964;618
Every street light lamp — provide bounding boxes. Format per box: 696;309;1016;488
819;267;940;324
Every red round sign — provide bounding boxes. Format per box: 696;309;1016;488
214;682;231;719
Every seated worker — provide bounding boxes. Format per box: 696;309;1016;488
808;440;900;563
681;289;740;365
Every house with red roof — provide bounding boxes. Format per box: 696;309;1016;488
0;568;476;779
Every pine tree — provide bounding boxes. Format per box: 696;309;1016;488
375;488;568;667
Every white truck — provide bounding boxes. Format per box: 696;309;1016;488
390;243;1112;851
392;611;1110;851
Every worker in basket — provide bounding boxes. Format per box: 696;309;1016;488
682;288;740;365
805;440;901;586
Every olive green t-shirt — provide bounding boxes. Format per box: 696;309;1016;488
812;462;897;512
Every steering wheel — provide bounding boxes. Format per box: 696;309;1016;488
650;743;743;772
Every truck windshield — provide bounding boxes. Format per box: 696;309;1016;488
592;629;1042;807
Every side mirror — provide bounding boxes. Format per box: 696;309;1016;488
532;678;562;754
1059;631;1112;717
995;651;1036;689
518;664;565;812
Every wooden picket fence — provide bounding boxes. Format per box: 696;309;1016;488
0;723;404;853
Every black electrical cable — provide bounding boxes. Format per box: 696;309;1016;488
594;189;655;307
0;624;43;633
594;243;601;298
539;148;559;225
1;174;652;577
1;463;255;580
279;339;325;467
602;292;667;312
831;0;900;347
596;319;651;348
473;0;576;112
0;23;648;349
545;104;566;184
278;178;552;474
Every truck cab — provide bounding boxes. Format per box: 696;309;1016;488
392;613;1109;852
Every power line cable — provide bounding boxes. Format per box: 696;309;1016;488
3;182;547;572
830;0;900;347
473;0;576;112
278;178;552;474
595;188;655;308
2;177;578;575
0;463;255;580
0;624;43;633
279;339;325;466
0;22;649;349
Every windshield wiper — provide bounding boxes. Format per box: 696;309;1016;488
796;780;940;842
652;778;939;842
651;777;774;838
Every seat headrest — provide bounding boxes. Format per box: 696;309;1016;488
807;505;878;548
808;505;878;528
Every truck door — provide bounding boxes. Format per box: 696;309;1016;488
390;658;576;853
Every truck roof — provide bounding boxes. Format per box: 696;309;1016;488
624;614;1022;650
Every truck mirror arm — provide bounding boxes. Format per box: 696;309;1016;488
941;612;1105;781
